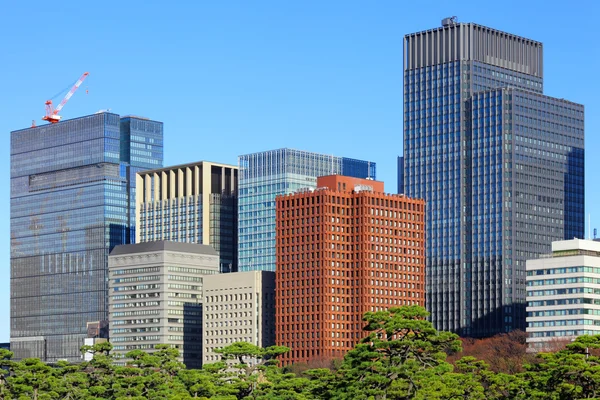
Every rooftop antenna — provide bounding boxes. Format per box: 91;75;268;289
442;16;458;26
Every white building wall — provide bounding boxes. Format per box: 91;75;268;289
526;239;600;350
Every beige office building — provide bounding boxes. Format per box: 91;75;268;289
202;271;276;364
108;241;219;369
136;161;238;272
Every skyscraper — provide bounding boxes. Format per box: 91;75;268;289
402;18;585;337
10;112;163;362
238;148;376;272
275;175;425;365
136;161;238;273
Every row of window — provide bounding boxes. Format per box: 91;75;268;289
528;277;600;287
528;308;600;317
527;266;600;276
528;319;600;328
114;275;159;284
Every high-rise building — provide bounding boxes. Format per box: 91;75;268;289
526;239;600;351
108;241;219;369
402;18;585;336
202;271;276;365
136;161;238;273
275;175;425;365
238;148;376;272
10;113;163;362
397;156;404;194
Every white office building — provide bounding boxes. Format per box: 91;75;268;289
526;239;600;350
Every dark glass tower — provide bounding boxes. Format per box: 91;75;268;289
10;112;163;361
402;19;584;337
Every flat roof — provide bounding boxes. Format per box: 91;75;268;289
137;160;238;176
405;22;542;45
110;241;219;256
552;239;600;253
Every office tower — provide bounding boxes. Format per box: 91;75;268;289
10;113;163;362
238;148;376;272
275;175;425;365
108;241;219;369
397;156;404;194
136;161;238;273
526;239;600;351
402;18;585;336
202;271;276;365
120;116;164;242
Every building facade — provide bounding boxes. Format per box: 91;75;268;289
397;156;404;194
202;271;276;365
402;19;585;336
526;239;600;350
136;161;238;273
275;175;425;365
238;148;376;272
108;241;219;369
10;112;163;362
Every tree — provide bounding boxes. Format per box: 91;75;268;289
284;355;342;377
0;349;15;399
213;342;290;399
8;357;56;400
331;305;465;399
520;335;600;399
447;330;535;374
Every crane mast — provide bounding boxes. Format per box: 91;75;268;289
42;72;89;124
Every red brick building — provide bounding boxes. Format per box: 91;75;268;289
275;175;425;365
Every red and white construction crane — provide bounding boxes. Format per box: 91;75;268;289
42;72;89;124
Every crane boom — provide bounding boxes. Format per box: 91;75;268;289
43;72;89;124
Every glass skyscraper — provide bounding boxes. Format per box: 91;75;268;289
402;19;584;337
238;148;376;272
10;112;163;362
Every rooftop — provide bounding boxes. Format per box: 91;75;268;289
110;241;219;257
405;20;542;45
552;239;600;253
137;160;237;176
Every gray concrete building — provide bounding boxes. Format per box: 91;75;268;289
108;241;219;369
526;239;600;351
136;161;238;273
202;271;275;365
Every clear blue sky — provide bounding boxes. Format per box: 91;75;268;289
1;0;598;342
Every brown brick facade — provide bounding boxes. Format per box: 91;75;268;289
275;175;425;365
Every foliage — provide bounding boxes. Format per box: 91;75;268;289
447;329;537;374
3;306;600;399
